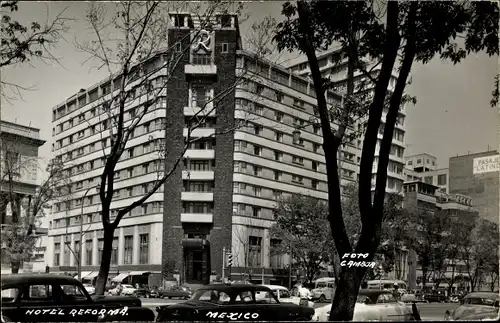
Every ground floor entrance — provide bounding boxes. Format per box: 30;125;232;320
182;239;211;285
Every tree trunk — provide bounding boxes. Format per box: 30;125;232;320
11;261;20;274
95;227;115;295
328;267;364;321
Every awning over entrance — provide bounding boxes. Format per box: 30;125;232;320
74;271;93;279
112;273;129;282
129;271;149;276
85;272;99;279
181;238;210;249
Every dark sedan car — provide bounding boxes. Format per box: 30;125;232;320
1;274;155;322
156;284;315;321
134;285;154;298
157;285;192;299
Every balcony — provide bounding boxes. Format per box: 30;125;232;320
183;128;215;138
180;213;213;223
184;149;215;159
181;192;213;202
185;55;217;75
184;106;215;117
182;170;214;180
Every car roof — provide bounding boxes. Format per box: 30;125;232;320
261;285;288;290
464;292;500;299
1;274;80;288
197;284;272;293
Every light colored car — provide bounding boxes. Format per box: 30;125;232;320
121;284;137;296
313;289;417;321
311;278;336;303
444;292;499;321
260;285;314;308
109;284;137;296
83;283;95;295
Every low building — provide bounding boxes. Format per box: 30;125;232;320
0;120;47;274
402;180;476;292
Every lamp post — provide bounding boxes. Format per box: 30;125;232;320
77;184;100;281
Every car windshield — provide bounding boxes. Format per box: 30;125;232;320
356;295;374;304
463;297;498;306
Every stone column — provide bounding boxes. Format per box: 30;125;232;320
133;225;139;264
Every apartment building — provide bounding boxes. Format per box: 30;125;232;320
404;153;449;193
1;120;48;274
46;12;403;285
286;50;407;194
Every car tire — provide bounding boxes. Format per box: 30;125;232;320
168;296;172;299
319;295;326;303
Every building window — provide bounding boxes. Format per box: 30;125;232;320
438;174;447;186
253;146;262;156
248;236;262;267
408;160;413;166
221;43;229;53
252;206;262;217
275;132;283;142
416;159;422;164
54;242;60;266
274;171;282;181
270;239;283;268
110;237;118;265
275;111;283;122
254;125;263;136
85;240;92;266
424;176;433;185
139;234;149;264
275;92;284;102
274;151;283;161
124;236;133;264
311;179;318;189
253;166;262;177
256;85;264;95
313;144;320;153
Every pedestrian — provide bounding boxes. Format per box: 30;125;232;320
116;282;123;296
297;282;312;299
392;283;400;301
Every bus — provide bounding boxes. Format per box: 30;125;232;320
366;279;407;291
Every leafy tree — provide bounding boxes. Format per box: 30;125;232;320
271;194;332;285
1;148;69;273
273;1;498;319
460;218;499;292
0;1;72;102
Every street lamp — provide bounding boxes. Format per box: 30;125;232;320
77;184;101;281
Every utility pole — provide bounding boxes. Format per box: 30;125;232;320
288;241;292;289
222;247;226;282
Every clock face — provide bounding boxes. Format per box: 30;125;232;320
192;30;212;53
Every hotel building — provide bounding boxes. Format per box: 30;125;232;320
286;51;407;194
1;120;48;274
46;12;404;285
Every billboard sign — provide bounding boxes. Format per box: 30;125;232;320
473;155;500;174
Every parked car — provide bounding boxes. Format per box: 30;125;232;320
134;285;153;298
109;284;136;296
313;289;420;321
156;284;315;321
83;283;95;295
445;292;500;321
261;285;314;308
157;285;192;299
1;274;155;322
424;290;447;303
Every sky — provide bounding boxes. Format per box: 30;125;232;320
2;1;498;175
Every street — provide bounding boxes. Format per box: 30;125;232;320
141;298;459;321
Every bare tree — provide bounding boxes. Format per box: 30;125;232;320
0;1;72;102
231;217;262;282
1;136;70;273
70;1;270;295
